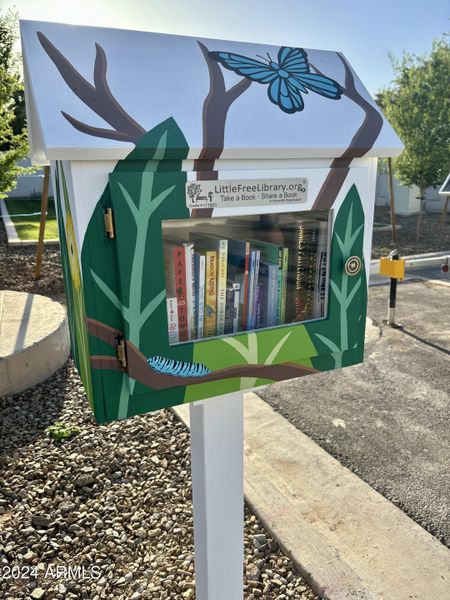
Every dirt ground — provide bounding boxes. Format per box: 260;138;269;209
0;221;64;300
371;207;450;258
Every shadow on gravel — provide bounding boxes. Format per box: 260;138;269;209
0;361;73;456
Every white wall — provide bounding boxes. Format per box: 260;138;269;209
6;158;53;198
375;173;445;214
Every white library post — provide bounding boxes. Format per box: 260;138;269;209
190;392;244;600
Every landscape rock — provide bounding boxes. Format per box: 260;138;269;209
31;515;51;529
0;222;320;600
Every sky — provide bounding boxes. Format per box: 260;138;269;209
1;0;449;95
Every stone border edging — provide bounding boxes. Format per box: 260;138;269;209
173;392;450;600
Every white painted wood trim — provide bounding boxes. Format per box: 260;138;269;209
190;393;244;600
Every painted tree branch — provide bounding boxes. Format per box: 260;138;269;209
61;113;132;142
194;41;251;174
192;42;251;217
311;53;384;210
86;318;316;391
37;32;146;144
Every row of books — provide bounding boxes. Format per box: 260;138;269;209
164;217;328;344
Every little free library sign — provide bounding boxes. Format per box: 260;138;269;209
185;178;308;209
21;20;403;424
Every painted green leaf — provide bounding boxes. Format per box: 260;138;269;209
305;184;367;370
81;118;192;422
186;322;315;401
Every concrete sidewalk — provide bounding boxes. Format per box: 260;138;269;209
259;279;450;548
175;278;450;599
175;394;450;600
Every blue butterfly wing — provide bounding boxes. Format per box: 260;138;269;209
268;77;304;113
278;47;309;73
292;72;343;99
209;51;278;83
210;47;342;113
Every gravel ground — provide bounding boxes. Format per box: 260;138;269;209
0;217;321;599
0;222;64;301
371;207;450;258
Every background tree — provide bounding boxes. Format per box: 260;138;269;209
377;37;450;238
0;9;32;199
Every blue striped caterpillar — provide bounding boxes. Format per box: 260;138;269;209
147;356;211;378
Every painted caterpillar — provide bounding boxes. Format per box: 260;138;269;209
147;356;211;378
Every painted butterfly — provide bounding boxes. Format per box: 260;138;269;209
209;46;343;114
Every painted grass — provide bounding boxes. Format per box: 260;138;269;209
4;197;59;241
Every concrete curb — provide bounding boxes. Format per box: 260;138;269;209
174;392;450;600
411;276;450;288
0;291;70;397
5;239;60;247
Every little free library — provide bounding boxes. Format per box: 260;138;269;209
21;20;402;423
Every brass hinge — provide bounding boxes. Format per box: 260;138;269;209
116;338;127;368
104;208;115;239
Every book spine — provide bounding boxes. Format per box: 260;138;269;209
246;252;255;330
216;240;228;336
224;286;235;335
267;264;279;327
280;247;289;324
255;281;268;329
232;283;240;333
197;254;206;338
173;246;188;342
166;296;179;345
276;248;283;325
253;282;261;329
234;273;244;331
204;251;217;337
194;253;200;339
313;221;328;319
294;224;319;322
255;288;261;328
251;250;261;330
241;243;250;331
185;244;195;340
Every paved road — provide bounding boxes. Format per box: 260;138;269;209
258;278;450;547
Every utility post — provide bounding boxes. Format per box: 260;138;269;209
379;250;405;327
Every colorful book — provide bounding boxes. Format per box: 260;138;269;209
190;234;228;335
313;220;329;319
280;247;289;324
257;262;278;328
164;243;189;342
224;282;241;334
203;249;218;338
166;296;179;344
226;238;250;332
252;250;261;329
232;284;240;333
250;239;283;324
184;242;195;340
249;248;261;330
285;220;320;323
194;251;206;339
254;281;267;329
245;250;255;330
